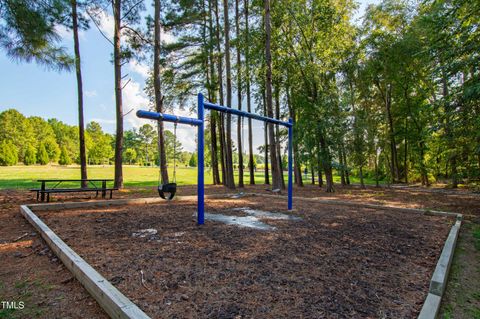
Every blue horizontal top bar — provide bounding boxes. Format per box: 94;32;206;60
136;110;203;126
204;101;292;127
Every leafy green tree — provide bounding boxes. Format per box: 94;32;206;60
0;0;73;70
0;109;36;162
37;143;49;165
86;121;113;164
139;124;156;164
0;140;18;166
125;148;137;165
29;116;60;162
49;118;79;162
189;153;197;167
24;145;36;165
58;145;72;165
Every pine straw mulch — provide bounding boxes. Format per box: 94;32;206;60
34;195;454;318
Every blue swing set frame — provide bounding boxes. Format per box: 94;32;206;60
136;93;293;225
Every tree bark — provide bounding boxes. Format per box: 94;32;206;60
374;150;380;187
262;87;270;184
274;85;285;189
442;72;457;188
359;165;365;189
72;0;88;188
214;0;226;185
264;0;281;190
207;0;220;185
223;0;235;189
244;0;254;185
342;146;350;185
319;132;334;192
404;118;408;183
235;0;244;187
385;84;399;182
310;160;315;185
287;86;302;186
154;0;168;185
113;0;123;189
339;149;346;186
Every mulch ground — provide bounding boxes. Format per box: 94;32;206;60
1;184;478;318
35;196;453;318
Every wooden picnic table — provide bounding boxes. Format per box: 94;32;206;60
32;179;116;202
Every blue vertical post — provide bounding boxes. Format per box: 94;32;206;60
197;93;205;224
288;118;293;210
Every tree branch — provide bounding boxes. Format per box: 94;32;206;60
121;25;153;46
86;9;114;46
121;0;143;21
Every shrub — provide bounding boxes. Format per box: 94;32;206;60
189;153;197;167
0;140;18;166
24;145;37;165
58;146;72;165
37;143;49;165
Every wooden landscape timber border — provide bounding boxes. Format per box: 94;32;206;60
20;192;462;319
20;204;150;319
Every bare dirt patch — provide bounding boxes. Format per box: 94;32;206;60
35;196;453;318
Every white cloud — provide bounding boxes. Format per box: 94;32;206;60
122;79;151;128
162;28;175;44
97;12;115;40
55;25;86;41
85;90;97;98
128;60;150;79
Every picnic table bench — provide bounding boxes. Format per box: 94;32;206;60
30;179;118;202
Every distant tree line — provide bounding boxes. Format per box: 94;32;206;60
0;109;187;167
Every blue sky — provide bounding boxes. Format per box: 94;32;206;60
0;0;377;152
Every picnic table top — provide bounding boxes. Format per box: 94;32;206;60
36;179;114;182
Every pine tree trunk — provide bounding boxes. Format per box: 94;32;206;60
244;0;254;185
442;73;457;188
385;84;399;182
264;0;281;190
113;0;123;189
223;0;235;189
359;165;365;189
319;133;334;192
214;0;226;185
404;118;408;183
310;161;315;185
274;85;285;189
219;116;226;184
210;114;220;184
207;0;220;185
72;0;88;188
339;149;346;186
342;146;350;185
263;89;270;185
154;0;168;184
287;87;302;186
317;155;322;187
235;0;243;187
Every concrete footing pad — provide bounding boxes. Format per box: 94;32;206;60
204;207;302;230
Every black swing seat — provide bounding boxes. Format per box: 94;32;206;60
158;183;177;200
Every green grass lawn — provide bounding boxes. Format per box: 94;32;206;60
0;164;383;189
